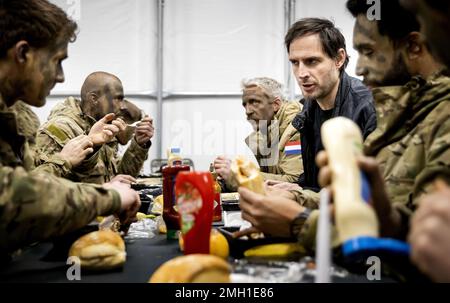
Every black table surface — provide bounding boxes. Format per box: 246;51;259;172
0;235;181;283
0;232;409;283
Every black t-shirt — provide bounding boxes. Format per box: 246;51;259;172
299;106;334;192
312;106;333;162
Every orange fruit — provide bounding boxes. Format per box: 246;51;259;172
178;229;229;260
209;229;229;259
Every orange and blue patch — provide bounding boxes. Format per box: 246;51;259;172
284;140;301;155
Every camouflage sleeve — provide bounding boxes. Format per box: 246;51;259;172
117;137;149;177
290;188;320;209
0;166;121;253
33;153;73;178
35;125;101;179
397;105;450;218
34;128;72;177
261;131;303;183
73;147;102;176
296;209;341;253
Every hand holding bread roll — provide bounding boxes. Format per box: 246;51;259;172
231;156;266;238
231;156;266;195
69;230;126;271
149;254;231;283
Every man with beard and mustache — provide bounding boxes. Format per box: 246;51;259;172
337;0;450;242
348;0;442;89
311;0;450;270
35;72;154;184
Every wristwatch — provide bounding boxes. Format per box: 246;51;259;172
139;139;152;149
290;208;312;238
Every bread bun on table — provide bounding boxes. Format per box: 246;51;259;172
149;254;231;283
230;156;266;194
69;230;126;270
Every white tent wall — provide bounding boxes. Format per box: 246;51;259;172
162;0;285;170
35;0;357;174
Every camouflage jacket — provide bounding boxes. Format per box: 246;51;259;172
35;97;149;184
299;74;450;249
8;101;40;142
0;95;121;253
246;101;303;182
363;74;450;237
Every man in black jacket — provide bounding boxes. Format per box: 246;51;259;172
271;18;376;196
234;18;377;240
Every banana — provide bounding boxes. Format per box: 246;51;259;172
244;243;305;258
136;212;156;220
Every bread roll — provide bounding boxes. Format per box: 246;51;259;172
149;254;231;283
69;230;126;270
231;156;266;194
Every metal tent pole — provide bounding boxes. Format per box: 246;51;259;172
156;0;165;158
284;0;296;101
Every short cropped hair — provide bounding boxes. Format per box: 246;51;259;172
0;0;78;58
346;0;420;44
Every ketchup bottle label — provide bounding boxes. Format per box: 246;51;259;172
175;171;214;255
177;183;202;233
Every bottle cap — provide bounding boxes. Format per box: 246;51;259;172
342;236;411;259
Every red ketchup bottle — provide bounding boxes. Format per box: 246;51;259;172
175;171;214;254
162;164;190;240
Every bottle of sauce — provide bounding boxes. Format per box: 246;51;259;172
167;147;182;166
162;148;190;240
209;163;223;223
175;171;214;254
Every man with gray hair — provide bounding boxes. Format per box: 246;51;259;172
214;77;303;191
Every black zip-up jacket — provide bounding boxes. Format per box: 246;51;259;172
292;71;377;192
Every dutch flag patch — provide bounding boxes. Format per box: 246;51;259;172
284;140;302;155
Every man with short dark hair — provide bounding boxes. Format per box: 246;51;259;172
339;0;450;240
348;0;442;88
0;0;140;255
286;18;376;196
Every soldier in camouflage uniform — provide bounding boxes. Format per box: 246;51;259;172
400;0;450;282
35;72;154;184
0;0;140;256
214;77;303;192
236;0;450;250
